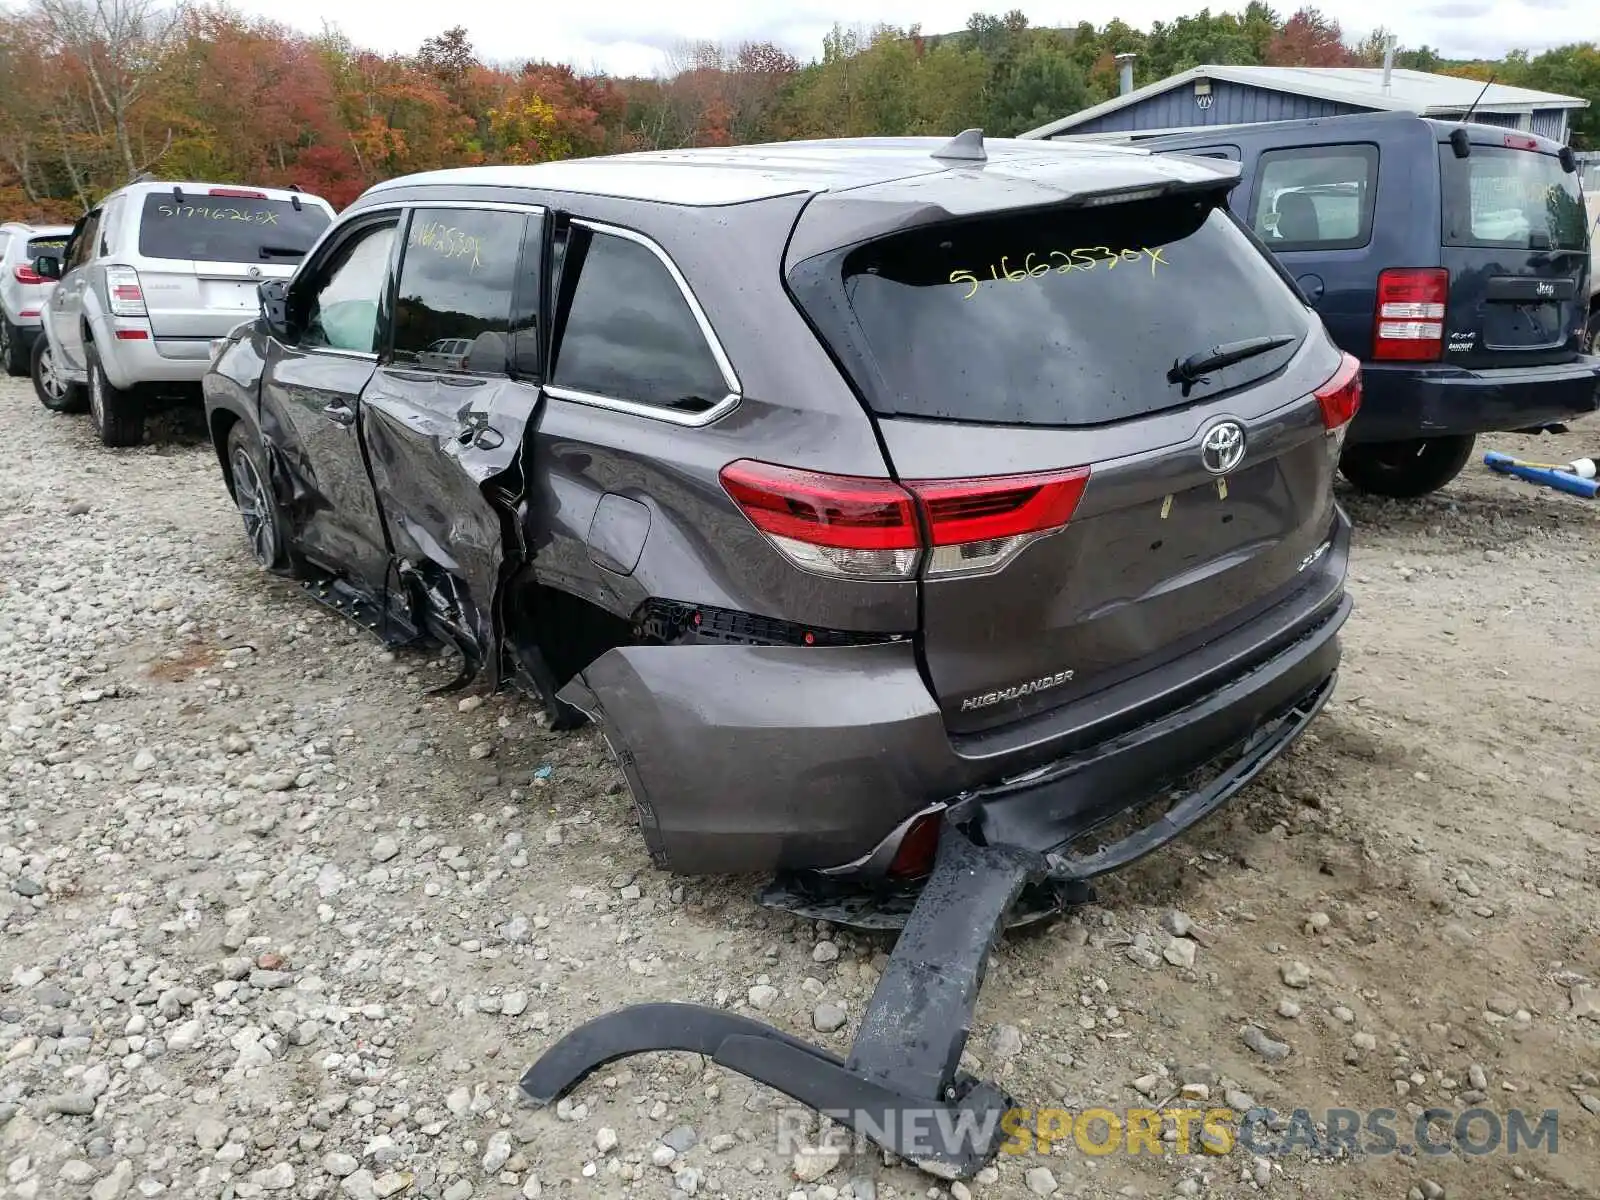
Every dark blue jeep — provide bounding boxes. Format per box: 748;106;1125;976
1136;113;1599;497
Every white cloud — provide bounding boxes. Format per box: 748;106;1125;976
227;0;1596;73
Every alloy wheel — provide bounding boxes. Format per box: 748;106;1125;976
230;445;277;567
88;361;104;427
39;343;65;401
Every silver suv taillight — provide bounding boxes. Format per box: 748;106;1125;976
105;266;147;317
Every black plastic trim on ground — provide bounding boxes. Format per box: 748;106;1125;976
520;820;1043;1179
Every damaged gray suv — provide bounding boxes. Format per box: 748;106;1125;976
202;133;1357;922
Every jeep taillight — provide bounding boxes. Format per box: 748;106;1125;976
105;265;147;317
1374;268;1448;362
719;460;1091;582
13;264;46;285
1314;352;1363;432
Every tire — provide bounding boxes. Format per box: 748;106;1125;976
225;419;299;575
1339;434;1477;499
1586;308;1599;357
1;316;28;377
85;342;144;447
31;334;87;413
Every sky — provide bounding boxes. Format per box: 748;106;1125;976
227;0;1598;75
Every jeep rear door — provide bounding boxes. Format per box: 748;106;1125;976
1435;136;1590;368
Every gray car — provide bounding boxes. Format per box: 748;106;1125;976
29;180;334;445
202;134;1356;918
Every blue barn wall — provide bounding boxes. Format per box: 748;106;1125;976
1062;78;1575;144
1067;79;1362;134
1530;110;1569;141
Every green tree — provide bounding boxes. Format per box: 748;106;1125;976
985;44;1091;136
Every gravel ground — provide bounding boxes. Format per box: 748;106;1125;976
2;375;1598;1200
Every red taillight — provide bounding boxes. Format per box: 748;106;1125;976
13;265;45;285
1373;268;1448;362
887;812;941;880
209;187;268;198
1502;134;1540;151
1314;353;1362;430
719;461;1091;581
718;460;920;580
105;266;147;317
910;468;1090;577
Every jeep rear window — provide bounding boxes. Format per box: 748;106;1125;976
1440;147;1586;251
801;195;1310;427
137;194;331;263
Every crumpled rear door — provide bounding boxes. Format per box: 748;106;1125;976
361;368;539;662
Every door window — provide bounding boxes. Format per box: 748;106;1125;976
66;211;102;271
550;224;731;414
391;208;530;375
1250;145;1379;250
98;197;123;255
300;223;397;355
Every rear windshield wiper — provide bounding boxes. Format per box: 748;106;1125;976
258;245;308;260
1168;334;1298;390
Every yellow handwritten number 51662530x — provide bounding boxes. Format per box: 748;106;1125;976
948;245;1171;300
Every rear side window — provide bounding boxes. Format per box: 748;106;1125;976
137;194;331;264
391;208;531;375
1251;144;1378;250
27;234;69;260
802;195;1310;427
1440;147;1586;251
550;225;730;414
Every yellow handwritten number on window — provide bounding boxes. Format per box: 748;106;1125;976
948;245;1171;298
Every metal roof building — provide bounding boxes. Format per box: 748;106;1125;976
1022;64;1590;145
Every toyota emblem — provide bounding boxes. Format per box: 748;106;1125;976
1199;419;1246;475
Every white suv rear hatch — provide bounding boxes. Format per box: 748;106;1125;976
133;189;332;340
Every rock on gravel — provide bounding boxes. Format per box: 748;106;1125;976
1280;960;1313;988
1241;1025;1291;1062
1025;1166;1059;1195
793;1145;841;1181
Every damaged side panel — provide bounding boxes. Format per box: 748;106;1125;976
557;642;961;874
257;342;393;596
361;369;540;682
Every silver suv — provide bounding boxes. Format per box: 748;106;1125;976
30;180;334;445
0;222;72;376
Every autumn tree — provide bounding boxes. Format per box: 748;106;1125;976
1265;7;1354;67
35;0;184;188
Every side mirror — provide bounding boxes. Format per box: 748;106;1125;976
31;255;62;281
258;279;292;340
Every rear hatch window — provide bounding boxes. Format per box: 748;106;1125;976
807;193;1309;428
26;234;69;259
1441;146;1586;250
137;193;331;263
1437;146;1589;366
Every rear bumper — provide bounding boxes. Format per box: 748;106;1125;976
89;314;215;389
560;512;1351;879
1349;357;1600;443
